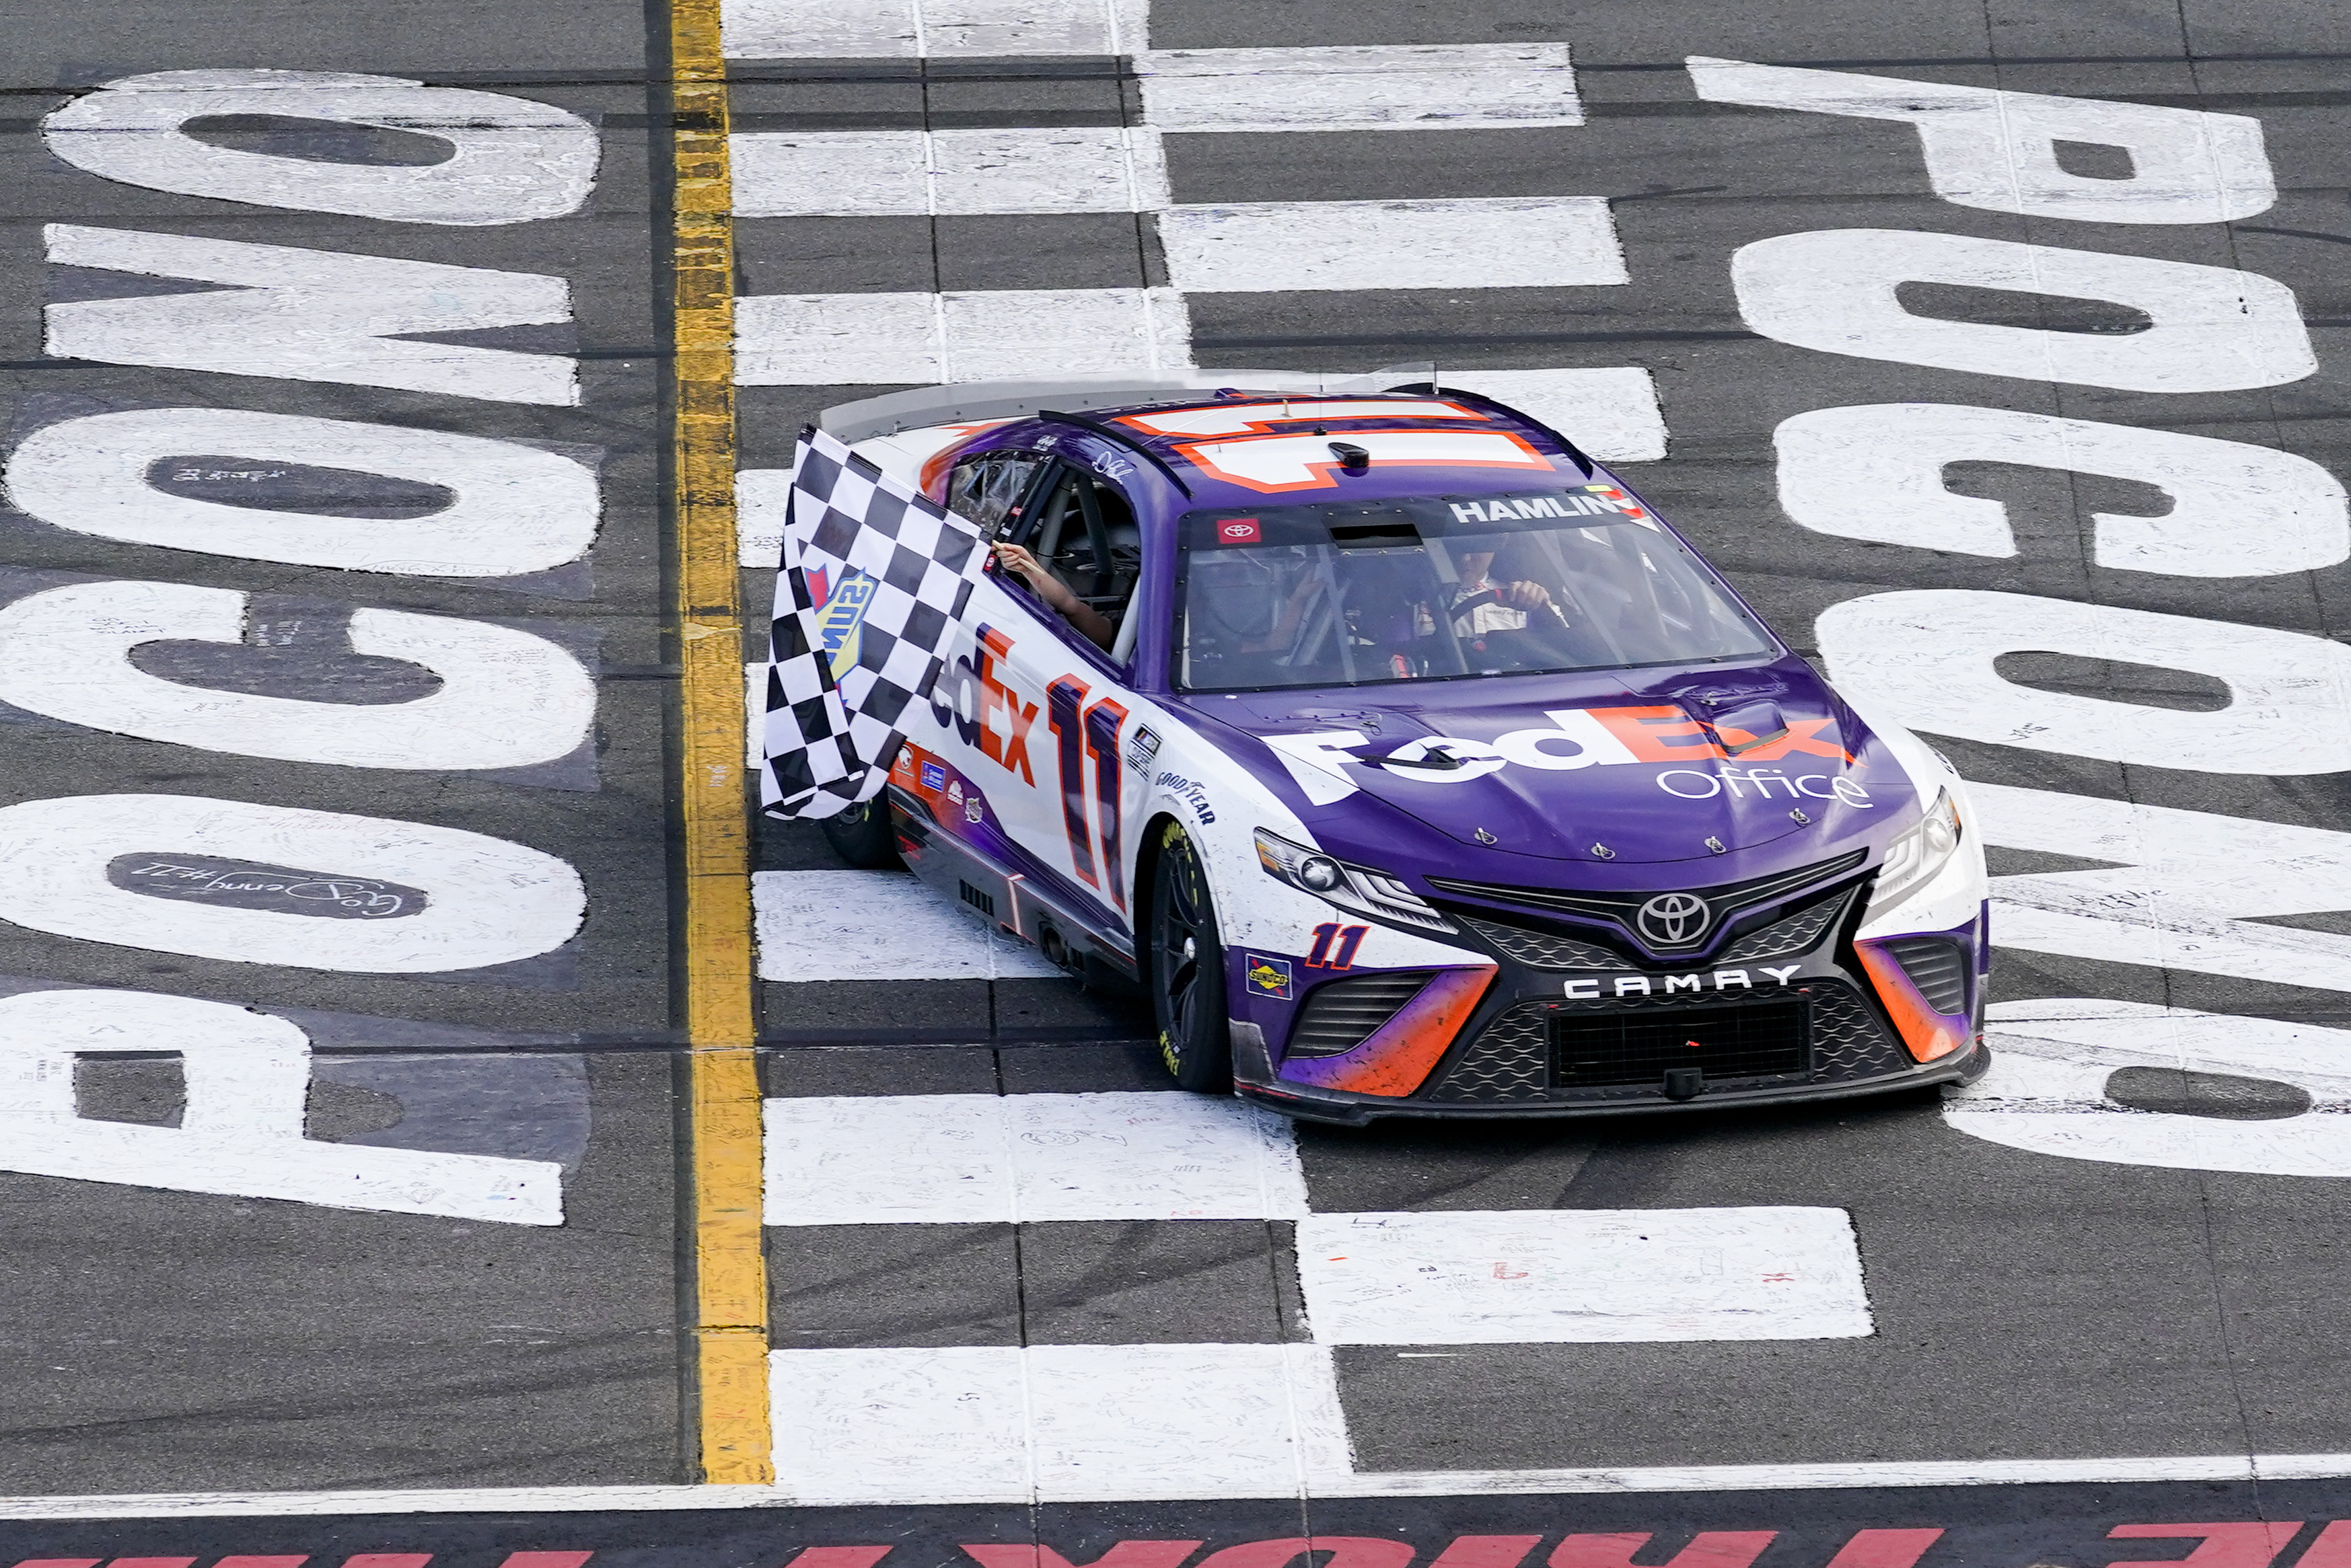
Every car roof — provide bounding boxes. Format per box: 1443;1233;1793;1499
999;390;1596;513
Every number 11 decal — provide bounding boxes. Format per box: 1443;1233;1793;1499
1045;674;1128;911
1305;922;1367;969
1084;695;1129;910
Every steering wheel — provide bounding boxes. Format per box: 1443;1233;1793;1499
1450;584;1581;658
1448;587;1506;618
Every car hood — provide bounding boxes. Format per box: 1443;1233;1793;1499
1197;661;1914;867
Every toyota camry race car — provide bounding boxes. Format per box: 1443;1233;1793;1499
811;375;1991;1123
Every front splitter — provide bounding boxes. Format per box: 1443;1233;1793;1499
1239;1040;1990;1126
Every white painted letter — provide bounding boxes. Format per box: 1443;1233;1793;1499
42;70;597;225
1733;229;2313;393
44;225;577;404
1688;58;2274;224
1818;589;2351;772
1949;1000;2351;1177
721;0;1149;59
1775;403;2348;576
0;989;560;1222
1974;782;2351;994
5;408;598;576
1490;708;1644;770
0;794;584;972
1263;731;1367;805
0;581;595;770
1158;197;1626;293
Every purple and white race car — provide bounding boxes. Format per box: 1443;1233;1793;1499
815;377;1991;1123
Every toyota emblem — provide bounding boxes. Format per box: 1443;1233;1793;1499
1636;891;1711;945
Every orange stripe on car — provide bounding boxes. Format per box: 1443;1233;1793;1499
1280;965;1499;1096
1854;942;1965;1063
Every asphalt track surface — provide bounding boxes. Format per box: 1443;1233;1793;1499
7;0;2351;1557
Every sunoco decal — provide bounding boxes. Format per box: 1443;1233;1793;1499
1244;953;1293;1000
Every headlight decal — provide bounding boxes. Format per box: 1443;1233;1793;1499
1863;786;1964;922
1276;965;1496;1097
1253;827;1455;933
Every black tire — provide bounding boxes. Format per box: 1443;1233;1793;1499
820;794;902;868
1149;822;1231;1092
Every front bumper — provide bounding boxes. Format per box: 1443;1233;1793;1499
1233;874;1988;1125
1238;1041;1986;1125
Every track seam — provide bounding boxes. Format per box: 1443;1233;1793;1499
671;0;774;1486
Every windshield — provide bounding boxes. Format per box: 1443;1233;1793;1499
1173;486;1776;692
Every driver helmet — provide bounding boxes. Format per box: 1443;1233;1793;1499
1190;550;1292;640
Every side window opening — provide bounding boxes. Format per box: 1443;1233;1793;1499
945;451;1047;536
945;457;988;522
1020;465;1144;645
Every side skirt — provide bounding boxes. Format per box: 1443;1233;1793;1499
892;787;1142;983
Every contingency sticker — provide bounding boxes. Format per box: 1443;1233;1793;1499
1244;953;1294;1000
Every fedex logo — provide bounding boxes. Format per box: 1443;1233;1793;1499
1266;705;1862;807
931;623;1040;786
974;625;1038;786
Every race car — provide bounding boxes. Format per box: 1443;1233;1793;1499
811;375;1991;1123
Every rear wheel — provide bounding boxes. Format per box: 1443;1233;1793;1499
1149;823;1231;1092
820;794;902;868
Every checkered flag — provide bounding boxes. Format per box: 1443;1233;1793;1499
759;426;985;820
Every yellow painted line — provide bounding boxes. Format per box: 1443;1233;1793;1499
670;0;773;1485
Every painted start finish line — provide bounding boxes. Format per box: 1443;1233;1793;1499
5;1502;2350;1568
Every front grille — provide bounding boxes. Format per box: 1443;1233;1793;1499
1428;1006;1550;1101
1427;977;1910;1104
1719;889;1854;964
1883;936;1969;1014
1459;913;1622;970
1809;983;1911;1081
1426;850;1867;958
1552;1002;1809;1087
1286;971;1430;1059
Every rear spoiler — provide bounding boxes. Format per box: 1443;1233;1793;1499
816;365;1592;476
818;365;1436;443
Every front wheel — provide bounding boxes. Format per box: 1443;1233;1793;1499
820;793;902;868
1149;823;1231;1092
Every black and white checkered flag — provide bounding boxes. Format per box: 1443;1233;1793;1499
760;426;986;820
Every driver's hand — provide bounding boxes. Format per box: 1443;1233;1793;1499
1501;579;1554;610
991;541;1046;585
